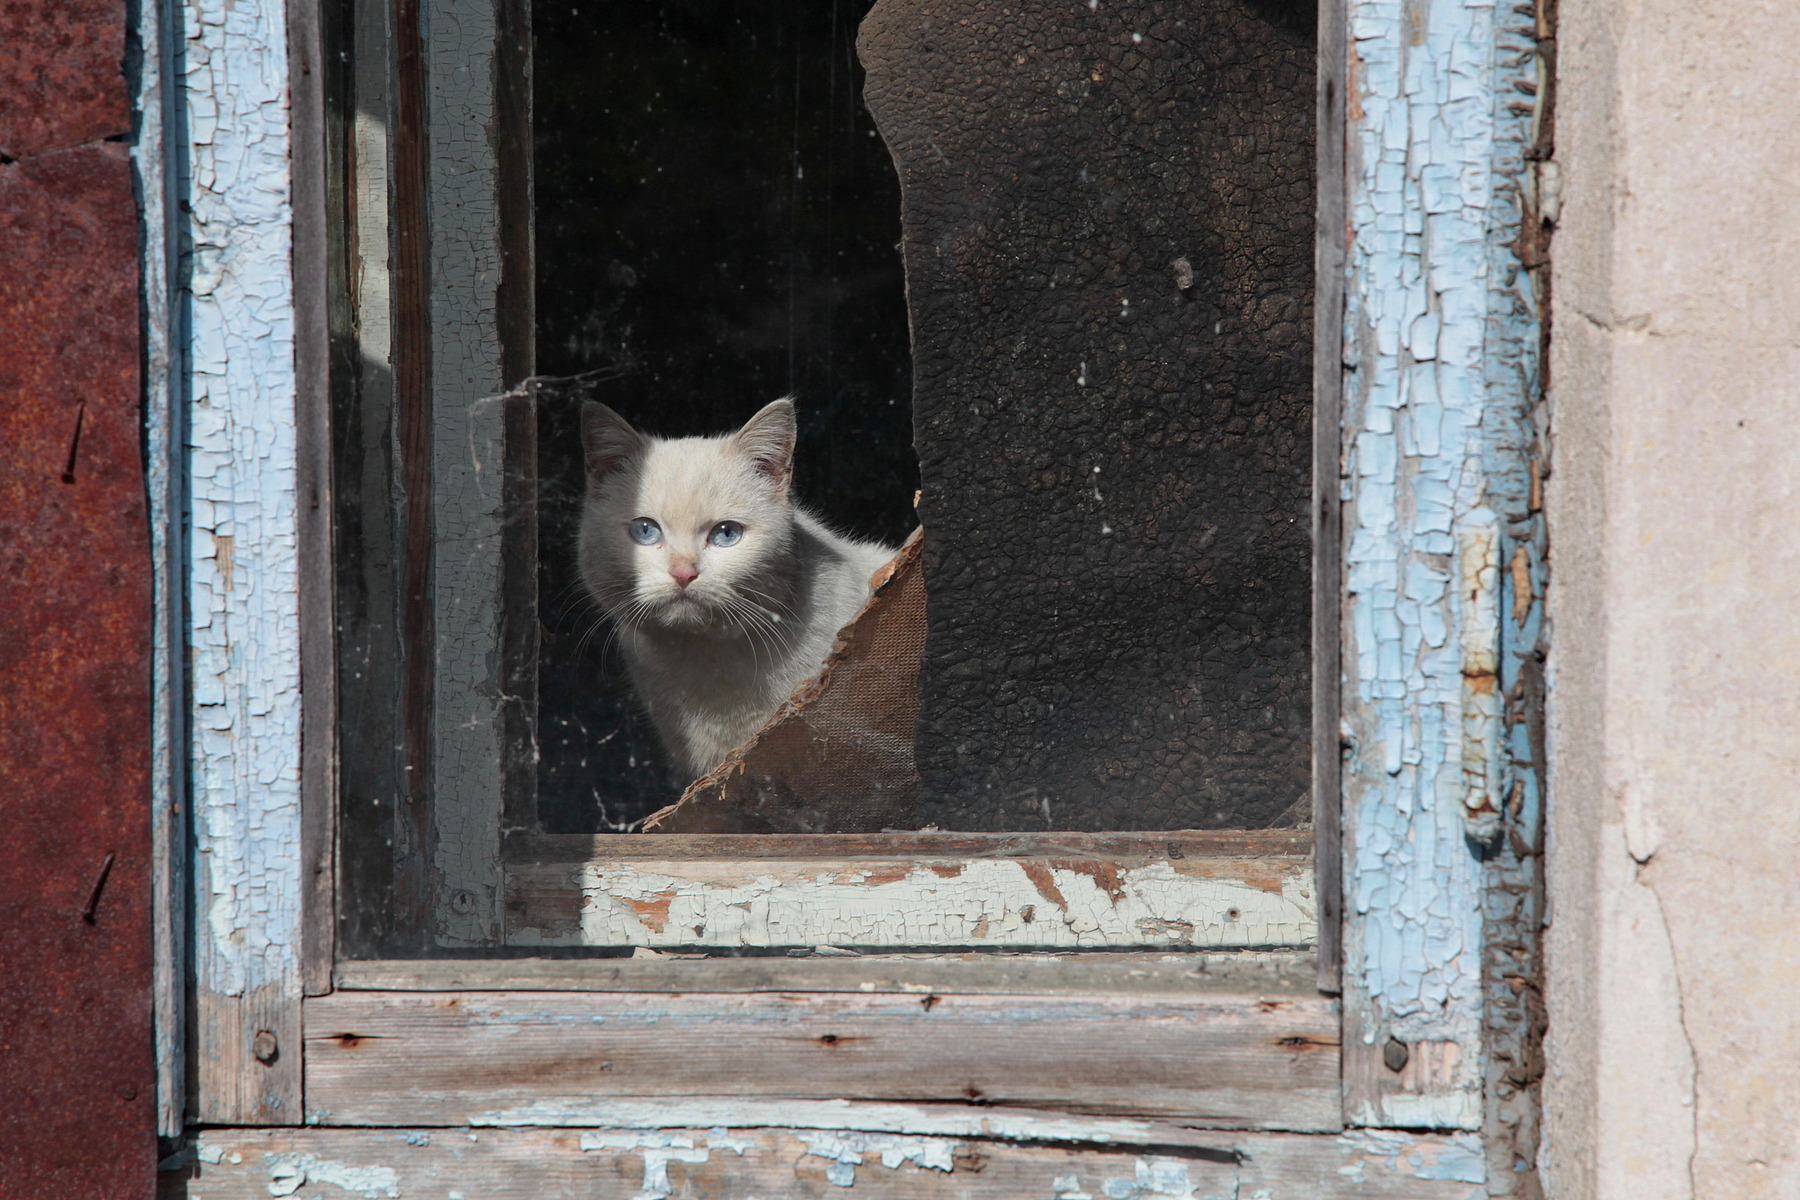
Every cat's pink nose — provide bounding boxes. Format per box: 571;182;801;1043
670;561;699;589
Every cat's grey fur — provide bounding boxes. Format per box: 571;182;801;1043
577;399;899;781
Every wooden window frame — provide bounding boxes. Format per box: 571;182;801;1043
150;0;1552;1191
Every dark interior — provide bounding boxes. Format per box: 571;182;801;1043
529;0;1317;834
531;0;916;830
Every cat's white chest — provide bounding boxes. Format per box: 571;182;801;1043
622;630;806;778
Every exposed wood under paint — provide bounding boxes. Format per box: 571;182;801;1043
335;950;1319;995
1335;0;1545;1136
164;1127;1484;1199
507;856;1316;951
182;0;305;1127
302;990;1343;1130
1312;0;1349;997
504;832;1317;950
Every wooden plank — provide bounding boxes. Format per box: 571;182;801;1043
503;851;1317;950
1236;1130;1484;1198
164;1127;1483;1199
1312;0;1348;998
335;951;1320;995
137;0;185;1138
510;828;1312;862
425;0;511;947
290;0;337;1000
492;0;538;830
303;990;1342;1130
1333;0;1544;1133
391;0;437;949
182;0;307;1127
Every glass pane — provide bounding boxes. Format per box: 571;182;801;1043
532;0;918;833
331;0;1318;954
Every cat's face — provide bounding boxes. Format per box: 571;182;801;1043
578;400;799;635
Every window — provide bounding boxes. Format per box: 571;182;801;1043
171;0;1550;1184
330;0;1324;965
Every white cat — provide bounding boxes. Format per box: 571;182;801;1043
577;398;900;781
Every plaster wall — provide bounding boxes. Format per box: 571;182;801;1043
1545;2;1800;1196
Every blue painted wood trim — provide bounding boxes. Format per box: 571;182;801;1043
1339;0;1545;1133
179;0;304;1011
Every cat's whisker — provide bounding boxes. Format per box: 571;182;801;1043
733;583;799;622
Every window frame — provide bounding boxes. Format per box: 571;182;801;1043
151;0;1551;1189
324;0;1334;965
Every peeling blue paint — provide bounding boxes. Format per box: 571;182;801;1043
179;0;303;1001
1341;0;1543;1127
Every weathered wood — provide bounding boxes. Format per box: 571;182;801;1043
335;950;1319;995
511;828;1313;861
137;0;184;1138
1333;0;1545;1134
1343;1007;1479;1132
183;0;306;1126
303;990;1342;1129
503;849;1317;950
291;0;337;1000
425;0;511;948
1237;1129;1484;1198
193;989;303;1128
1312;0;1348;997
163;1127;1484;1199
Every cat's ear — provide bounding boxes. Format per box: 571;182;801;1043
581;401;643;484
731;397;797;501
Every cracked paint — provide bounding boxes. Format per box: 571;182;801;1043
504;857;1316;950
262;1152;401;1198
174;1127;1488;1198
1341;0;1545;1134
182;0;303;1002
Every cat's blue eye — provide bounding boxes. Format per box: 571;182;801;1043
708;521;744;548
628;518;662;546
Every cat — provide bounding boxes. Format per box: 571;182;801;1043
577;398;901;782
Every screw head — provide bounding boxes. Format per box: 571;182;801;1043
252;1029;280;1065
1382;1036;1410;1073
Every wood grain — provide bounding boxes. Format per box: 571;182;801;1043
1312;0;1349;997
335;950;1319;995
164;1127;1484;1199
291;0;337;1001
303;990;1342;1130
508;829;1316;862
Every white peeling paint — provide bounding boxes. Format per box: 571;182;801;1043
181;0;303;1000
1098;1159;1201;1199
504;857;1314;950
473;1099;1229;1147
262;1152;401;1198
1337;1130;1485;1185
137;0;187;1141
801;1131;959;1185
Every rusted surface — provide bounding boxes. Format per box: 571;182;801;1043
645;532;927;833
0;0;129;159
0;140;155;1192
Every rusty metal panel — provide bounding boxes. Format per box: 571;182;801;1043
0;132;155;1199
0;0;129;159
